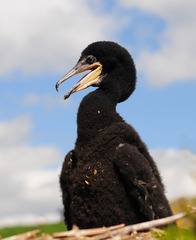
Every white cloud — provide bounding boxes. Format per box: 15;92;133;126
151;148;196;200
0;115;63;226
120;0;196;86
0;115;32;146
0;0;114;77
0;213;61;228
1;0;195;87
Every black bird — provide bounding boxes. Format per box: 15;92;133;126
56;41;173;230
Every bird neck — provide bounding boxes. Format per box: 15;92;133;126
76;89;122;143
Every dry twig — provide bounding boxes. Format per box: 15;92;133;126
2;230;40;240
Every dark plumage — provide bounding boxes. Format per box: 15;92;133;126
56;41;173;230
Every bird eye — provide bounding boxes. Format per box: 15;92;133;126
86;55;96;64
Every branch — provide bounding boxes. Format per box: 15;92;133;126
116;212;186;236
53;212;187;239
3;230;40;240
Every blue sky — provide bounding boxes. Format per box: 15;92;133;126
0;0;196;227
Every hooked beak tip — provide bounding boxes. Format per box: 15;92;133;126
55;83;59;92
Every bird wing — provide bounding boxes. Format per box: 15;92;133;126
61;150;75;177
60;150;75;229
114;143;158;220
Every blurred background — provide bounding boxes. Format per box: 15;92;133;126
0;0;196;227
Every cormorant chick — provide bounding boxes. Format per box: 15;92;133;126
56;41;173;230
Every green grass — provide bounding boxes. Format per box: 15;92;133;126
157;226;196;240
0;222;66;238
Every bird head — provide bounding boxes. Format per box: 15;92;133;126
56;41;136;102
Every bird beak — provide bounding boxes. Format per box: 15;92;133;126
56;59;102;100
